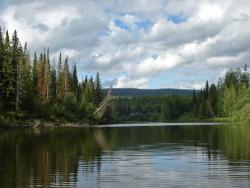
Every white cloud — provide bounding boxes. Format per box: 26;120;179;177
51;48;80;60
1;0;250;88
135;54;182;77
193;3;225;22
113;76;149;88
174;82;204;90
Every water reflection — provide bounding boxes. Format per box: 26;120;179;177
0;124;249;187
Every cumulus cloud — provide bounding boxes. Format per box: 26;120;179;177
106;76;149;88
1;0;250;88
135;54;182;77
168;82;205;90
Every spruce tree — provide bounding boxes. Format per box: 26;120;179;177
45;48;51;102
50;66;57;101
32;52;38;93
0;27;4;109
57;52;64;101
63;56;70;99
37;53;46;104
72;63;78;97
19;43;33;111
94;72;103;106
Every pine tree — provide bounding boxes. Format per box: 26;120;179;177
84;80;90;103
83;76;95;103
205;80;209;100
94;72;103;106
0;27;4;108
57;52;64;101
209;84;218;115
240;65;249;87
32;52;38;96
89;76;95;103
36;53;46;104
11;30;21;112
32;53;38;84
19;43;33;111
50;66;57;101
63;56;70;98
1;30;11;109
72;63;78;97
81;76;88;103
45;48;51;102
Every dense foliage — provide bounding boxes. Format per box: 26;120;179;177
0;28;104;124
107;66;250;123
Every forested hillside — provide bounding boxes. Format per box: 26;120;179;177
103;88;194;97
0;28;104;125
105;66;250;123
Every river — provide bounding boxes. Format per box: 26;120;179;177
0;123;249;187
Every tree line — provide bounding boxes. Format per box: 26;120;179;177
0;28;104;124
107;66;250;123
1;27;249;125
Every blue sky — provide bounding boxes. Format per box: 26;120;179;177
0;0;250;89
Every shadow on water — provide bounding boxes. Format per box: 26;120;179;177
0;124;249;187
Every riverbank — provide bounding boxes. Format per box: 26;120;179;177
0;112;244;128
0;117;233;129
0;118;90;129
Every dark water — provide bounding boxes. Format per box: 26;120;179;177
0;124;250;187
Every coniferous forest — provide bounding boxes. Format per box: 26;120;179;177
106;66;250;123
0;28;104;125
1;28;250;126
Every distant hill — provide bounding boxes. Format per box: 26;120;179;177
102;88;195;97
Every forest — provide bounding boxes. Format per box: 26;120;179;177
0;28;104;125
1;28;250;126
105;66;250;123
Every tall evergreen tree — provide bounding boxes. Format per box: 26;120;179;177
32;52;38;94
0;27;4;109
45;48;51;102
19;43;33;111
36;53;46;104
11;30;21;112
2;30;16;110
71;63;78;97
94;72;103;106
240;65;249;87
57;52;64;101
50;66;57;101
63;56;70;98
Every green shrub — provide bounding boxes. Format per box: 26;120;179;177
64;92;79;113
49;103;65;118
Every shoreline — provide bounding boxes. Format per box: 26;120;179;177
0;120;90;129
0;120;233;129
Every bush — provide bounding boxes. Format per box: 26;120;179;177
64;92;79;113
0;112;17;126
85;103;96;118
48;103;65;119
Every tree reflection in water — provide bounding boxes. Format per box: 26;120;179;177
0;124;249;187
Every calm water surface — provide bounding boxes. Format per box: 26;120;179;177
0;123;250;187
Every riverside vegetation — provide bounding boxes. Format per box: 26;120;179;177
0;28;250;126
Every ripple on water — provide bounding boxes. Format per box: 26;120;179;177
0;124;250;187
